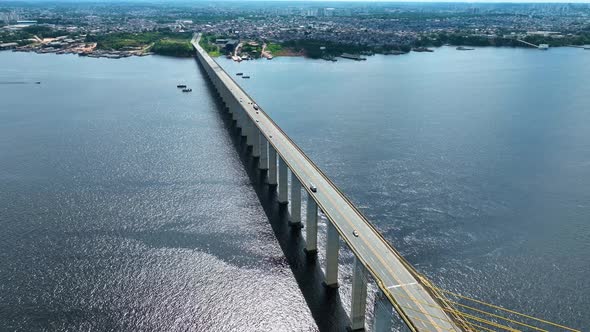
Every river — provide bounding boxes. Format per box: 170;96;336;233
1;46;588;331
217;46;590;330
0;52;317;331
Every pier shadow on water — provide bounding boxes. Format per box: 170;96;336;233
197;62;351;332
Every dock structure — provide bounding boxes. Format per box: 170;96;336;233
516;39;549;49
340;52;367;61
192;33;470;332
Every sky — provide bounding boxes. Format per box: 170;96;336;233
11;0;590;4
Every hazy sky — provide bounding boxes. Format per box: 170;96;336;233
188;0;590;4
292;0;589;2
233;0;590;2
13;0;590;4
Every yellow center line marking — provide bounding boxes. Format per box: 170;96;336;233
389;282;418;289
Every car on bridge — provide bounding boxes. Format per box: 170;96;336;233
309;183;317;193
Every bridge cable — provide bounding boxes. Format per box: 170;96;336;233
390;288;528;332
448;300;551;332
431;287;581;332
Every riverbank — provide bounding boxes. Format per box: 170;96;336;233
200;32;590;62
4;31;194;59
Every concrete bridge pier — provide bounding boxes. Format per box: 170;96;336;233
236;103;246;138
223;93;230;111
304;193;318;255
252;124;260;158
236;106;244;132
278;157;289;204
351;257;368;331
233;98;242;124
268;147;277;185
229;99;240;129
289;175;302;227
226;96;234;116
324;222;339;287
259;133;268;170
372;290;393;332
245;118;255;150
220;86;229;108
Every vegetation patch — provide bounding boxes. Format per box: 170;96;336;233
418;32;590;48
282;40;369;58
0;25;68;44
266;42;284;55
86;31;192;53
198;33;222;57
241;42;262;58
151;39;193;57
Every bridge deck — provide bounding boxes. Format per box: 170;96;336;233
192;34;463;332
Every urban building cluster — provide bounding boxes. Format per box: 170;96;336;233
1;2;590;58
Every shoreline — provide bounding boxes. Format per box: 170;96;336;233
3;48;194;59
3;43;588;62
208;44;588;61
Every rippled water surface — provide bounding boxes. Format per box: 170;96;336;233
217;47;590;330
0;52;317;331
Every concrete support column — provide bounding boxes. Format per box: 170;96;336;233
246;118;254;147
231;101;239;122
268;147;277;185
325;222;339;287
305;194;318;254
351;257;368;331
252;124;260;158
278;157;288;204
372;290;393;332
220;84;227;102
237;106;245;134
259;133;268;170
235;100;244;129
289;175;301;227
227;92;235;115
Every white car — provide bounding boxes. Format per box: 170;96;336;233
309;183;317;193
253;104;259;110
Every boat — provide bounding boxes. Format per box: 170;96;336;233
340;53;367;61
413;47;434;53
35;82;41;84
182;88;192;92
242;76;250;79
177;84;187;88
387;50;407;55
236;73;243;76
456;46;475;51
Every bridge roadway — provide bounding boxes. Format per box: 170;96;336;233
192;34;463;332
